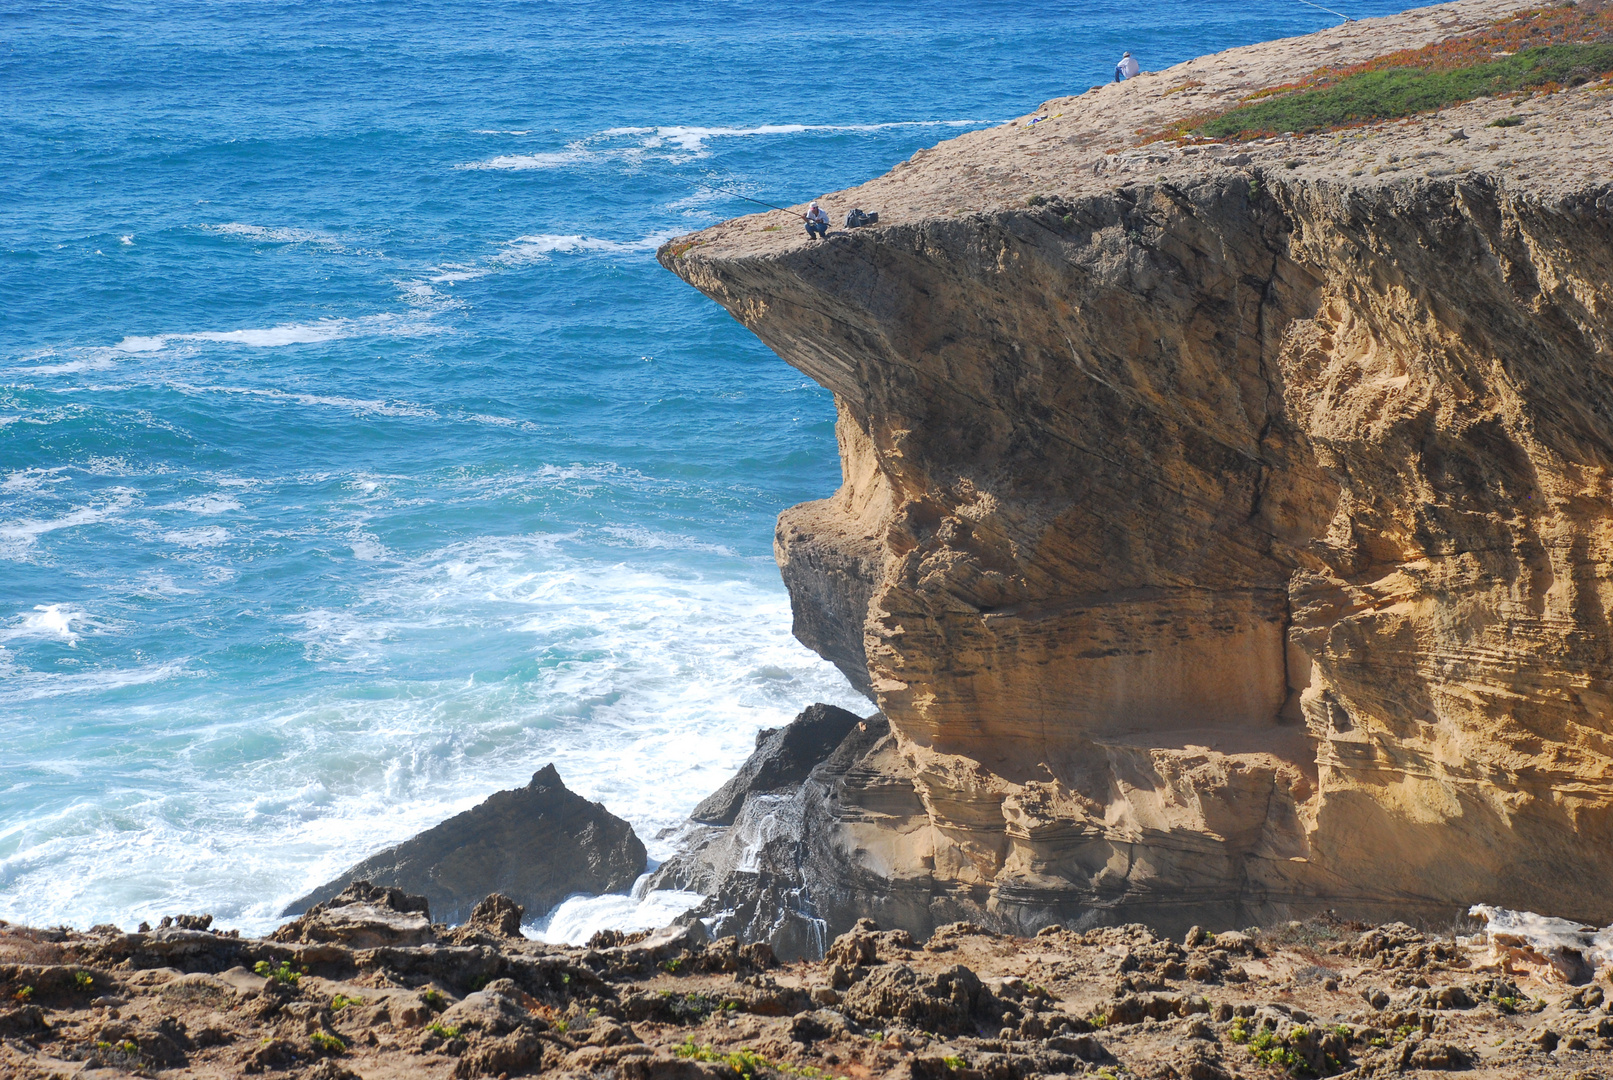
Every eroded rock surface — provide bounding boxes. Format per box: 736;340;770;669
3;911;1608;1078
286;765;646;926
661;0;1613;935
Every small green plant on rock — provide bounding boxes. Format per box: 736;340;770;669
1489;114;1523;127
1247;1027;1305;1072
310;1031;347;1054
73;971;94;992
254;959;300;986
330;993;363;1011
423;987;444;1009
674;1040;772;1080
1228;1018;1250;1044
426;1021;460;1040
942;1055;967;1070
13;986;33;1003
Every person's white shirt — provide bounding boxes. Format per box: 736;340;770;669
806;205;829;224
1118;53;1139;79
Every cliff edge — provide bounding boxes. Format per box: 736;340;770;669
660;0;1613;936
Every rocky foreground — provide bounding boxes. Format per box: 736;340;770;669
3;886;1611;1079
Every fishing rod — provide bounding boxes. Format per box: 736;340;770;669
722;191;806;216
640;161;810;217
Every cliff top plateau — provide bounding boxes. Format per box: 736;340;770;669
676;0;1610;265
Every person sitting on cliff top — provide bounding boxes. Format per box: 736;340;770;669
1114;51;1139;82
804;200;829;240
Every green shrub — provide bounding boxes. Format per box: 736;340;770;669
1489;114;1524;126
73;971;94;992
330;993;363;1011
310;1031;346;1054
426;1021;460;1040
254;959;301;986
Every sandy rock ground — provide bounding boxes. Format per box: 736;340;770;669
3;902;1611;1079
678;0;1610;260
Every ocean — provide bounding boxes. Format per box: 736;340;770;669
2;0;1412;938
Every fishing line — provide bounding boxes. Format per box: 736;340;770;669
1294;0;1352;22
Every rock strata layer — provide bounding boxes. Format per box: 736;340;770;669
285;765;646;925
661;0;1613;937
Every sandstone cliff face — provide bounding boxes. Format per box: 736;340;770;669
663;0;1613;934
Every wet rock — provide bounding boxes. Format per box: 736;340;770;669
284;764;646;926
691;703;867;826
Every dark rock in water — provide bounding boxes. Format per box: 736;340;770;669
690;703;865;826
282;764;646;925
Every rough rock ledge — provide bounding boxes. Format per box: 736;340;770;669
3;902;1610;1078
660;0;1613;938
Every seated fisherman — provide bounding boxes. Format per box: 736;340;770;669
1114;51;1139;81
804;200;829;240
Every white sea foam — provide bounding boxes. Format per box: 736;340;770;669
2;468;68;494
456;118;989;170
456;149;593;171
530;877;706;944
162;526;229;548
494;229;682;266
0;491;138;559
175;494;242;515
170;383;440;419
2;604;88;646
0;662;182;705
201;222;336;245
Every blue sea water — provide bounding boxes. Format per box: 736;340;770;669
2;0;1414;934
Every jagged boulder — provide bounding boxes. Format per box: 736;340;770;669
272;881;434;948
690;703;868;826
283;765;646;925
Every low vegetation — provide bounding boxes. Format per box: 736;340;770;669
1160;2;1613;140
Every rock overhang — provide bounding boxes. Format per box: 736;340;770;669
659;0;1613;930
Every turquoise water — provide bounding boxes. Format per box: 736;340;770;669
2;0;1411;932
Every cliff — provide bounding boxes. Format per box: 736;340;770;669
660;0;1613;937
